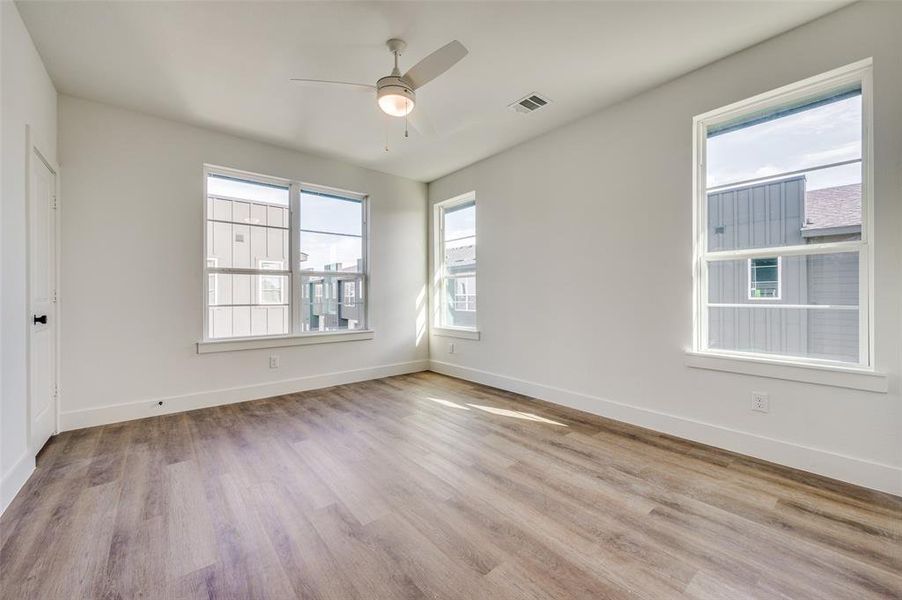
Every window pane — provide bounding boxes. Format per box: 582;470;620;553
300;275;365;332
207;273;290;307
207;273;290;339
208;306;290;338
706;93;861;190
443;276;476;328
206;187;289;270
708;307;858;363
301;191;362;236
444;202;475;240
443;204;476;274
707;252;859;362
300;231;362;272
706;90;862;253
439;199;476;328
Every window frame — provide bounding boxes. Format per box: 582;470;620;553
433;191;478;335
201;165;370;346
691;59;874;370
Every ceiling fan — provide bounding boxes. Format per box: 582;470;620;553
291;38;468;134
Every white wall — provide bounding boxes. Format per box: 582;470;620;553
428;1;902;495
1;2;58;511
57;96;428;430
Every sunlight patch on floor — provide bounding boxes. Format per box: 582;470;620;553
424;396;470;410
466;404;567;426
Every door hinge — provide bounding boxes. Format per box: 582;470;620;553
51;195;58;210
52;290;58;303
52;385;59;402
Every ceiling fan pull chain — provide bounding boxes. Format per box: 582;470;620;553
384;112;390;152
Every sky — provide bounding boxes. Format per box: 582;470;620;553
208;175;289;205
444;203;476;246
706;94;862;192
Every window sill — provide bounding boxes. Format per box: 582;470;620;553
432;327;481;340
685;350;887;393
197;330;374;354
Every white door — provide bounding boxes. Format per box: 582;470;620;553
29;149;57;453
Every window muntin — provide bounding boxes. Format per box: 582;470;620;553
748;257;781;300
435;194;477;329
204;168;367;340
694;63;871;367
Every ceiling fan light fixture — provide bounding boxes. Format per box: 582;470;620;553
377;76;415;117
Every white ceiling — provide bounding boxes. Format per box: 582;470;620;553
17;1;849;182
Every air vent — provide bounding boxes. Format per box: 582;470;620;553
509;93;552;114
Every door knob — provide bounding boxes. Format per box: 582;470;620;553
33;314;47;325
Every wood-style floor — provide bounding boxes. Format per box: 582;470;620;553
1;372;900;599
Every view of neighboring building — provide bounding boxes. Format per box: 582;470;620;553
443;243;477;328
206;190;292;339
302;260;364;332
707;177;860;362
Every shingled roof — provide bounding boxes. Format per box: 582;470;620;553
803;182;861;235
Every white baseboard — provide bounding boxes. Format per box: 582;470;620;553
60;359;429;431
1;451;36;516
429;360;902;496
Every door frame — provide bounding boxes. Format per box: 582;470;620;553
25;124;61;449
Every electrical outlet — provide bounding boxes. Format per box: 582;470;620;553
448;343;455;354
269;355;280;369
752;392;769;413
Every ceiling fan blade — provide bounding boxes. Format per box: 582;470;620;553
290;78;375;92
401;40;468;90
407;107;436;137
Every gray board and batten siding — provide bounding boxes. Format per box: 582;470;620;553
706;176;859;362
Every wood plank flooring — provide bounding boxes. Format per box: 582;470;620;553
1;372;900;599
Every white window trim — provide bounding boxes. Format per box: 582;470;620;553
197;329;375;353
432;327;481;340
432;191;479;336
200;165;370;352
684;351;887;393
690;59;877;382
747;257;781;301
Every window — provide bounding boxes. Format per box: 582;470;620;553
204;167;367;340
748;257;781;300
258;260;286;305
693;61;872;367
435;192;477;330
454;279;475;311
